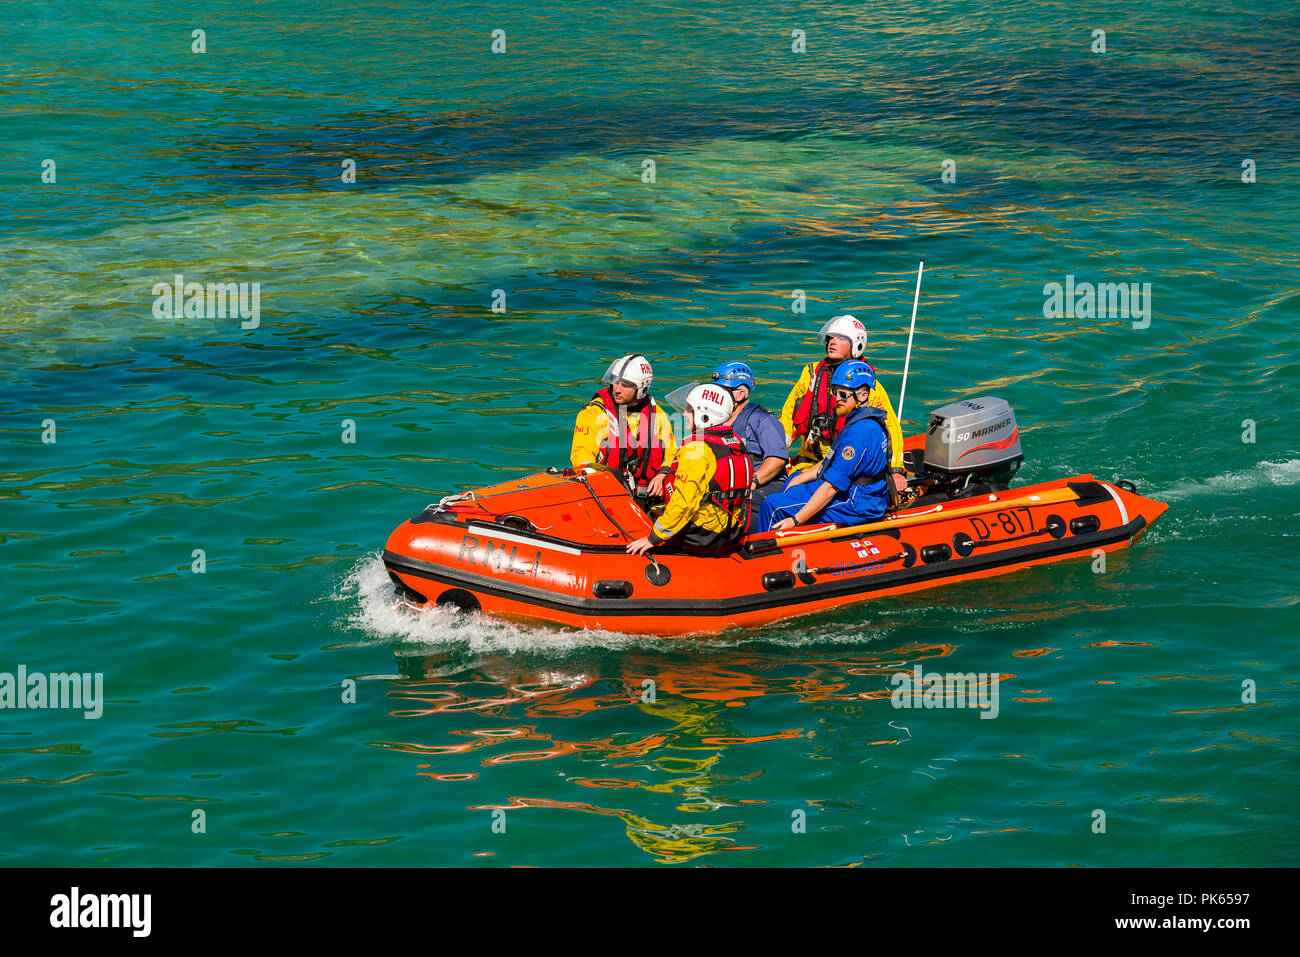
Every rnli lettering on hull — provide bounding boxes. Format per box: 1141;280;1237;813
456;535;542;577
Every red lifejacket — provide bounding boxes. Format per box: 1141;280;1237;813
791;359;875;446
663;427;754;516
591;388;666;485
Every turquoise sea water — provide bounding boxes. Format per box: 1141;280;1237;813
2;1;1297;866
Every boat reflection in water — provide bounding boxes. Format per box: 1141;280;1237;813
369;633;1056;863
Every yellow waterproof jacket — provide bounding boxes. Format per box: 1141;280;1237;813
648;440;746;545
779;362;904;469
570;398;678;472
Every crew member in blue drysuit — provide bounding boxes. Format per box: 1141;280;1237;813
759;360;891;532
711;360;789;531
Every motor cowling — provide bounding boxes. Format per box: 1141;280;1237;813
924;397;1023;481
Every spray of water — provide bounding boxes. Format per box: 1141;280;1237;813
325;552;645;654
1161;458;1300;501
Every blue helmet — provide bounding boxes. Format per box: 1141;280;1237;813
711;360;755;391
830;360;875;392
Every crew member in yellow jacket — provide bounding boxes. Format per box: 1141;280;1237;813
778;314;906;493
571;354;678;497
626;385;753;557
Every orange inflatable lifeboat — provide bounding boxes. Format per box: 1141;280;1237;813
383;397;1168;636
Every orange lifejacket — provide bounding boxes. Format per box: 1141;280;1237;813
591;388;666;485
663;427;754;514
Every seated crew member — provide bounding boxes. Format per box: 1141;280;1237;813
711;360;789;531
760;360;891;532
626;384;753;557
778;313;906;494
571;354;677;498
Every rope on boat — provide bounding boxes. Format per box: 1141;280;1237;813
427;490;479;513
577;473;635;542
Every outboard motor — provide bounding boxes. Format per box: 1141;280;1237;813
909;397;1023;500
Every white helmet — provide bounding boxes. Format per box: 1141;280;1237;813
684;383;734;429
602;354;654;401
818;314;868;358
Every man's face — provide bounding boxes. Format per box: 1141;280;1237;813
834;386;863;415
610;379;638;404
826;335;853;360
684;408;696;433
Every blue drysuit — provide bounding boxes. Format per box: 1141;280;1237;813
759;405;889;531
